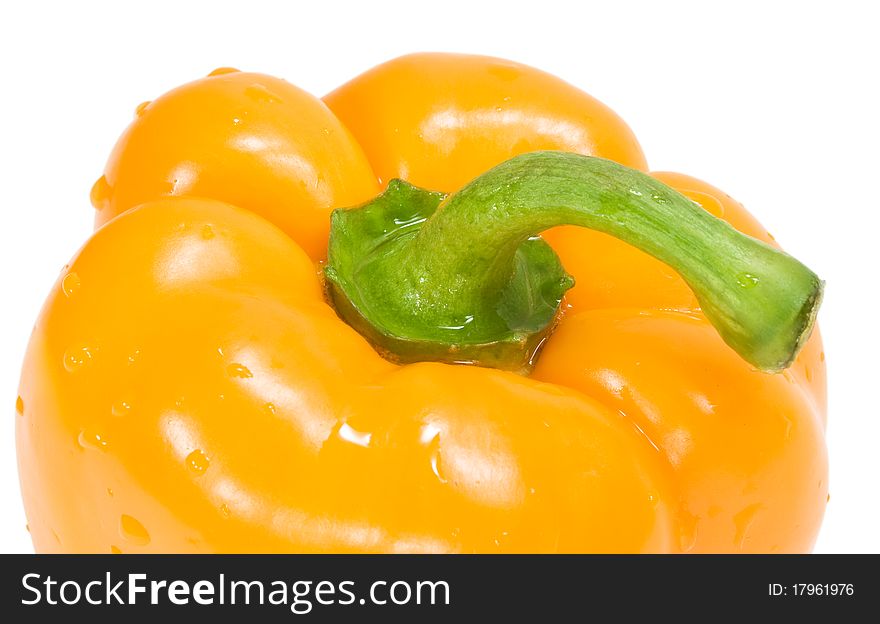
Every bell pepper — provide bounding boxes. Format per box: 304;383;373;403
16;54;827;553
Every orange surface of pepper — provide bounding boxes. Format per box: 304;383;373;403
17;53;826;553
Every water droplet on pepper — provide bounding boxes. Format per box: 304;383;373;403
119;514;150;545
90;175;112;211
227;363;253;378
208;67;240;76
736;273;759;288
61;272;80;297
186;449;210;475
63;346;94;372
111;400;132;417
78;430;109;451
245;83;282;104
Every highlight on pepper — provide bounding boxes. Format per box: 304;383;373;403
16;52;827;554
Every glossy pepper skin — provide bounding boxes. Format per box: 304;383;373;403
17;54;826;553
92;68;378;260
19;197;675;553
324;52;648;191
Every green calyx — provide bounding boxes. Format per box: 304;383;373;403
325;151;823;373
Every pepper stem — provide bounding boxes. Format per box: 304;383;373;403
325;151;822;372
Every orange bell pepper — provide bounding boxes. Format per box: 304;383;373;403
16;54;826;554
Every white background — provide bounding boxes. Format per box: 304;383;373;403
1;0;877;553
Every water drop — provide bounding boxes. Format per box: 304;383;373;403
219;503;231;519
128;349;141;364
135;101;151;116
805;366;813;383
61;272;81;297
439;315;474;331
736;273;759;288
819;351;825;362
245;83;282;104
264;402;277;415
15;395;24;416
430;445;447;484
90;175;111;211
227;363;253;378
493;531;511;548
782;414;793;439
111;400;132;417
78;430;109;451
651;192;669;204
63;346;94;372
119;514;150;545
488;64;521;81
186;449;210;475
689;191;725;218
200;224;215;239
733;503;762;550
420;426;447;484
107;488;114;497
208;67;240;76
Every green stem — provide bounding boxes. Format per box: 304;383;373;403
325;151;822;372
